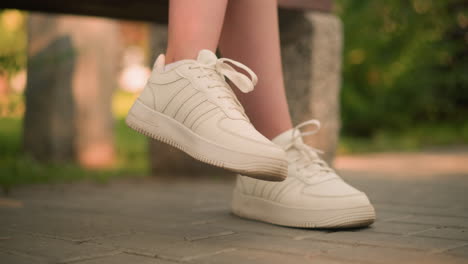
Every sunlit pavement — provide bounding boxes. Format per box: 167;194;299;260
1;151;468;264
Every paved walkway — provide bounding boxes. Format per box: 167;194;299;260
1;152;468;264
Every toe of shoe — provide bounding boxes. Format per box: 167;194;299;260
295;191;373;210
216;118;287;160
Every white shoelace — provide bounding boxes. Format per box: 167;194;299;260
283;120;335;179
189;58;257;113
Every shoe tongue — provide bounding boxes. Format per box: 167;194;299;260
197;49;218;65
272;128;303;147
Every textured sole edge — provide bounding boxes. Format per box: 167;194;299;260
231;189;376;229
126;100;288;181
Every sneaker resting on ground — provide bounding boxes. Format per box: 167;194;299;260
231;120;376;228
126;49;288;181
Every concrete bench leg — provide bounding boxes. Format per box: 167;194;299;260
23;14;120;167
280;10;343;164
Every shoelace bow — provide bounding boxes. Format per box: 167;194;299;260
283;120;335;178
189;58;257;112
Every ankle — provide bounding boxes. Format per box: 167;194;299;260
165;47;215;64
165;49;194;64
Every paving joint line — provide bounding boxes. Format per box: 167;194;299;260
7;227;134;244
0;248;46;261
234;245;321;259
216;226;319;240
181;248;237;262
6;228;76;243
315;253;376;264
292;235;430;252
414;234;468;242
57;250;122;264
74;231;135;244
379;214;413;222
388;220;468;229
374;201;459;209
403;227;438;236
378;209;468;219
184;231;236;242
429;242;468;254
190;218;221;225
123;249;182;263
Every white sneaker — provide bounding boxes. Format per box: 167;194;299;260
231;120;376;228
126;50;288;181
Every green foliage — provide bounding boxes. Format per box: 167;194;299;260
0;117;148;193
114;118;149;173
336;0;468;138
0;10;26;74
339;122;468;154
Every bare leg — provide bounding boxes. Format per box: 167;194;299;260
219;0;293;139
166;0;228;63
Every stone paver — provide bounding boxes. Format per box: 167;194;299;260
1;153;468;264
0;251;47;264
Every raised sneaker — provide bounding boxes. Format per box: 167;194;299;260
126;49;288;181
231;120;376;228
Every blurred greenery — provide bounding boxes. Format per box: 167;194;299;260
0;10;26;75
0;1;467;188
336;0;468;146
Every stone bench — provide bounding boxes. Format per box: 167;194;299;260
1;0;343;174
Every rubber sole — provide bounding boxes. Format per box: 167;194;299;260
126;100;288;181
231;189;376;228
